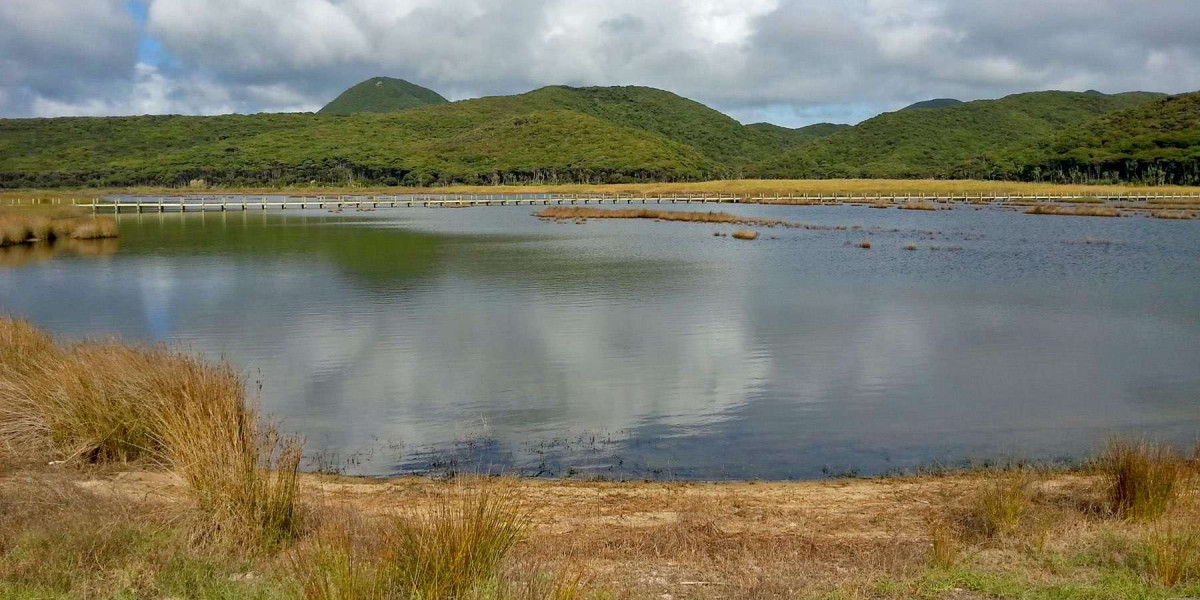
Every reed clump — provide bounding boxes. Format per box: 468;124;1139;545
732;229;758;240
1137;524;1200;587
963;474;1034;540
1025;204;1121;217
899;201;937;211
293;486;576;600
0;214;118;247
858;239;872;249
0;318;301;547
1100;440;1188;520
1151;210;1195;220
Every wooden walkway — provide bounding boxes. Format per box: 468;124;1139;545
7;192;1200;213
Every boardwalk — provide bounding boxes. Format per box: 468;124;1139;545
7;192;1200;213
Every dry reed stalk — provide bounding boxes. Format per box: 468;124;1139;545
1101;440;1187;520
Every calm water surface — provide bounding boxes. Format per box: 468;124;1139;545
2;203;1198;478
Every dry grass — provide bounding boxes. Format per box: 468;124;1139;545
0;207;118;247
1100;440;1188;520
898;201;937;211
292;485;580;600
1138;524;1200;587
858;239;872;249
731;229;758;240
10;180;1200;205
1025;204;1121;217
1151;210;1195;220
904;242;918;251
929;521;960;568
0;318;301;547
962;474;1034;540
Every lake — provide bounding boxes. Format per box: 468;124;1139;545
2;202;1198;479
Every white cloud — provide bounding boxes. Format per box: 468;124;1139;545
2;0;1199;125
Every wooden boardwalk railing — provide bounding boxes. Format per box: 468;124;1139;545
5;192;1200;213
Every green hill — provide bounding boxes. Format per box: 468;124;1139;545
0;86;739;187
0;84;849;187
318;77;448;114
970;92;1200;184
747;91;1165;179
0;84;1183;188
900;98;964;111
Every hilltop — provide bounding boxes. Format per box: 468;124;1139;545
746;91;1165;179
318;77;448;114
901;98;964;111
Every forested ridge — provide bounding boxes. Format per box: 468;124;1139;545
1;79;1195;188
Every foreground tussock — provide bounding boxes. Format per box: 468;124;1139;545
1025;204;1121;217
0;318;300;547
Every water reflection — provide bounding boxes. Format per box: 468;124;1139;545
1;207;1198;479
0;237;118;268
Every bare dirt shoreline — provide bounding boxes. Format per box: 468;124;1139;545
18;463;1193;599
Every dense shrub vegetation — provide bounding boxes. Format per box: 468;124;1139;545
1;83;1195;189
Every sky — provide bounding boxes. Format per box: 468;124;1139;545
2;0;1199;127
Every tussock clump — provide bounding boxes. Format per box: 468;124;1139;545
858;240;872;249
929;520;960;568
1100;440;1187;520
0;318;301;547
1151;210;1194;220
963;474;1034;539
292;485;571;600
1137;524;1200;587
899;201;937;211
1026;204;1121;217
732;229;758;240
0;215;118;247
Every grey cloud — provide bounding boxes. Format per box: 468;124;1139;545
2;0;1199;125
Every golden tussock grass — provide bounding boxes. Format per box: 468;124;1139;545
0;209;118;247
0;318;301;548
731;229;758;240
961;473;1034;540
1138;524;1200;587
1025;204;1121;217
292;485;581;600
13;179;1200;204
858;239;872;249
1100;440;1189;520
898;201;938;211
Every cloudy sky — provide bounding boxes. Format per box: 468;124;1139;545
2;0;1198;126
